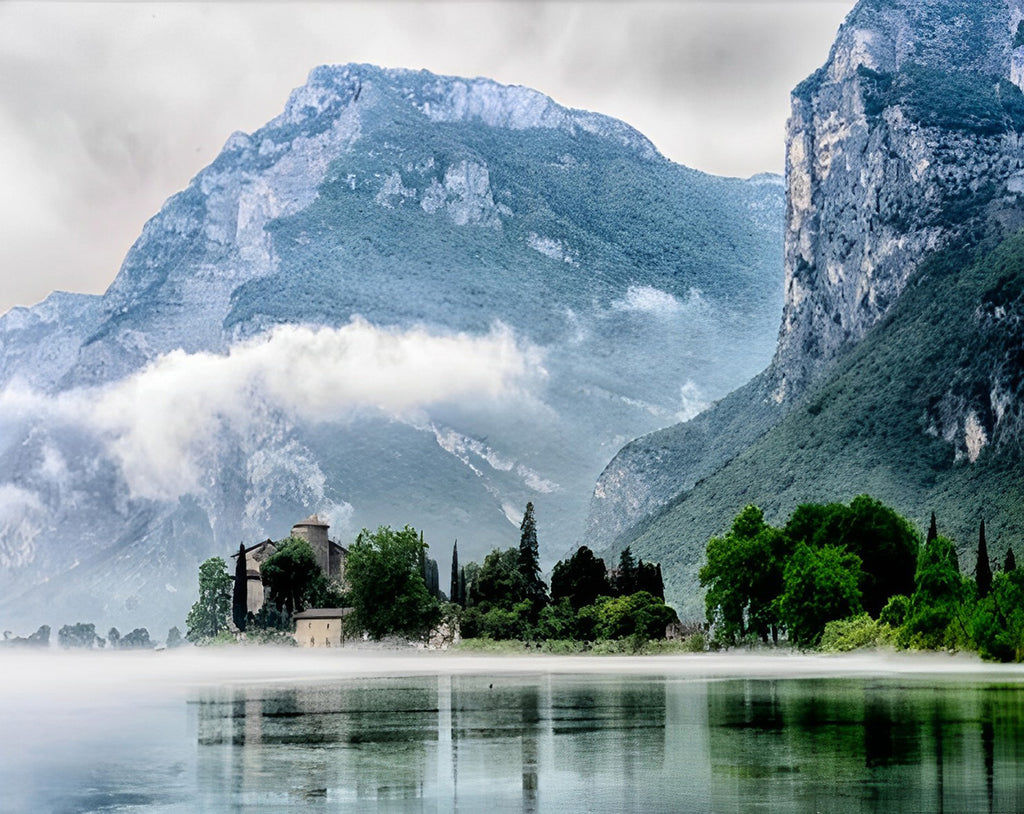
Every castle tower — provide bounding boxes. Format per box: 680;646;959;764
291;514;330;575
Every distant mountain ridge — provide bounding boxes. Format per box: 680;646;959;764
589;0;1024;619
0;64;784;632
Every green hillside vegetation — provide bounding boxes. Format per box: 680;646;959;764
628;230;1024;620
225;107;780;340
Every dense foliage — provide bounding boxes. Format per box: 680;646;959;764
346;525;440;640
186;557;232;642
458;506;678;646
260;537;344;616
704;499;1024;661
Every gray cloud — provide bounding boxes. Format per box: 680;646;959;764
0;1;854;314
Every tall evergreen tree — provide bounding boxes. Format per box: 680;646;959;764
614;546;638;596
518;502;547;607
976;520;993;598
458;566;467;606
927;512;938;544
450;540;461;606
1006;546;1017;572
233;541;248;632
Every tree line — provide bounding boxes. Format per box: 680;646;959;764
700;495;1024;660
186;502;679;647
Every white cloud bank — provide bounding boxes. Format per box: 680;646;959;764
0;320;541;502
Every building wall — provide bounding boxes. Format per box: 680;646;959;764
292;522;330;575
295;617;345;648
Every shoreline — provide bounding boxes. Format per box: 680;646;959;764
4;647;1024;695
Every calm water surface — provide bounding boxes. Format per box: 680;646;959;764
7;670;1024;812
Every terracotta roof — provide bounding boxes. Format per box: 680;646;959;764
293;607;353;619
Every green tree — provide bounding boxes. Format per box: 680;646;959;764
107;627;121;649
166;626;183;648
186;557;232;641
233;541;248;632
972;569;1024;661
700;505;789;645
450;540;461;606
120;628;152;649
471;547;525;610
58;622;101;649
260;537;328;616
1006;546;1017;572
903;535;972;650
550;546;609;611
613;546;638;596
976;520;993;598
346;525;440;639
636;560;665;600
591;591;677;642
785;496;918;617
778;544;863;648
518;502;547;611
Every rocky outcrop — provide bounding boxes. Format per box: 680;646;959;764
587;0;1024;554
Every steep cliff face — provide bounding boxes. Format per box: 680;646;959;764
587;0;1024;559
773;0;1024;401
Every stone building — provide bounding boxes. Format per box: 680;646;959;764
294;608;353;648
232;515;348;615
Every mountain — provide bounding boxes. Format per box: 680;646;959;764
0;65;784;633
588;0;1024;620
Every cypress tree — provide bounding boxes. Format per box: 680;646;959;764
450;540;460;605
458;566;467;606
1006;546;1017;572
927;512;938;544
232;541;248;632
518;502;546;606
976;520;992;598
615;546;638;596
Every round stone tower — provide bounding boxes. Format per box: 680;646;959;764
291;514;330;575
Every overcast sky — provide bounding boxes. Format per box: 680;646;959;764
0;1;855;315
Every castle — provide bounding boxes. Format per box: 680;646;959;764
233;515;348;614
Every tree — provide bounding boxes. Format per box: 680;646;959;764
186;557;232;641
450;540;461;606
785;496;918;618
972;569;1024;662
903;535;971;650
166;626;183;648
120;628;152;649
778;544;863;648
58;622;101;649
233;541;248;632
471;547;525;610
976;520;993;598
927;512;938;544
700;505;790;644
107;627;121;649
1006;546;1017;572
260;537;329;616
613;546;638;596
591;592;678;642
346;525;440;639
550;546;609;611
518;502;547;609
637;560;665;600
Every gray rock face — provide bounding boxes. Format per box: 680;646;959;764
587;0;1024;555
772;0;1024;402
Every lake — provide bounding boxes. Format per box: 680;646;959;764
3;650;1024;812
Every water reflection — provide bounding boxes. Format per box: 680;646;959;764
185;675;1024;812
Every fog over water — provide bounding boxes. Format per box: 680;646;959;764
4;649;1024;812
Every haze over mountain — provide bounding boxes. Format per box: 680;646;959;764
0;65;784;632
590;0;1024;619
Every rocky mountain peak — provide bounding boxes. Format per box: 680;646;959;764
769;0;1024;404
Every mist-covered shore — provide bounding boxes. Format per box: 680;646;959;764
3;647;1023;696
